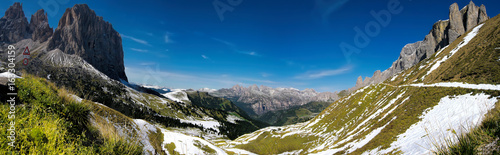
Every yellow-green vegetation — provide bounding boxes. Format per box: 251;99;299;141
237;132;318;154
148;128;166;155
164;142;180;155
193;140;217;154
0;74;144;154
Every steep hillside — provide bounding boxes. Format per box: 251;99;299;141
219;13;500;155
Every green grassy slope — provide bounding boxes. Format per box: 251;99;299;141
0;74;147;154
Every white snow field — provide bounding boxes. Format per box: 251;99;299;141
376;93;498;154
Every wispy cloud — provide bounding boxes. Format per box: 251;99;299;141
296;65;353;79
139;62;156;66
238;51;261;57
212;37;235;47
261;72;271;78
121;34;151;46
130;48;148;53
201;55;210;60
164;32;173;43
212;37;262;57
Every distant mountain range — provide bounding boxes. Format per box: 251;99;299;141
208;84;338;115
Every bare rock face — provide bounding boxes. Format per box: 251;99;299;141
448;3;465;44
48;4;128;82
210;85;338;115
29;9;53;42
348;2;488;93
478;4;489;24
0;2;30;43
464;1;479;31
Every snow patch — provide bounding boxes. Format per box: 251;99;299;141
133;119;158;154
0;72;20;78
198;88;217;93
312;118;395;155
408;82;500;91
180;117;221;133
162;89;190;103
226;115;243;124
158;127;227;155
380;93;497;154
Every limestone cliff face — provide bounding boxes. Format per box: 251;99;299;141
29;9;53;42
349;1;489;92
0;2;29;43
48;4;127;82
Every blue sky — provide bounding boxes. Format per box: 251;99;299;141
3;0;500;92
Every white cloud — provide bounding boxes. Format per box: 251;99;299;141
296;65;352;79
121;34;151;46
201;55;210;60
130;48;148;53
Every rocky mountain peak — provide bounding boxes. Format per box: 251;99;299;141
478;4;488;24
464;1;479;31
4;2;25;20
356;76;363;86
48;4;128;82
29;9;53;42
448;3;465;44
0;2;29;43
249;84;260;91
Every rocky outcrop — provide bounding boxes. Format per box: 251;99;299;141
349;1;489;93
0;2;29;43
448;3;465;44
479;4;488;24
29;9;53;42
48;4;127;82
210;84;338;115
